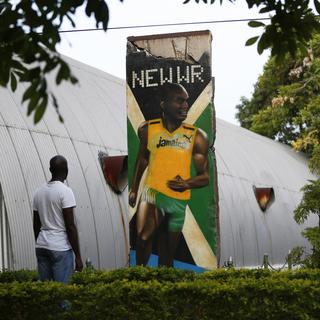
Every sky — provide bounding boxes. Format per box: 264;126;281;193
57;0;270;125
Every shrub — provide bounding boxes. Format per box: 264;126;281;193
0;267;319;320
0;270;38;283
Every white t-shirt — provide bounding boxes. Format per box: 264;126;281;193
33;181;76;251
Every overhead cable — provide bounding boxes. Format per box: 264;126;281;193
58;17;271;33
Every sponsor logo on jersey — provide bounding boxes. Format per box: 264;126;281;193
156;136;190;149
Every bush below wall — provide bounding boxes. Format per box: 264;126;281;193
0;267;319;320
0;269;38;283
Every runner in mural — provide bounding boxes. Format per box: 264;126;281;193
129;83;209;266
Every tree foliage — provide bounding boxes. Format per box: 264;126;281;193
237;32;320;172
0;0;122;123
294;179;320;268
184;0;320;61
236;55;294;140
1;0;320;122
236;31;320;267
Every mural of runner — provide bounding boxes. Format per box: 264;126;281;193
127;31;218;270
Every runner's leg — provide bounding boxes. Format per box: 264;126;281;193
157;215;169;266
136;201;163;265
158;220;181;268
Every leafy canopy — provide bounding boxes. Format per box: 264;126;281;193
1;0;320;122
236;30;320;268
184;0;320;60
0;0;122;123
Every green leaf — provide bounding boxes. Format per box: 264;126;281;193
0;61;10;85
34;96;48;124
22;82;38;102
27;93;40;116
66;13;76;28
10;72;17;92
245;36;259;46
50;93;64;123
259;5;274;14
56;62;70;85
44;59;59;73
70;75;78;84
314;0;320;14
11;60;26;72
248;20;265;28
257;33;269;55
297;41;308;57
85;0;94;16
94;1;109;31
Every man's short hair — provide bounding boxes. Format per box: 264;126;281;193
50;155;67;174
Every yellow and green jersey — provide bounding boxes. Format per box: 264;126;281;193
145;118;197;200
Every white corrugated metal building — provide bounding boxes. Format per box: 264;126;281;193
216;119;317;267
0;56;317;270
0;57;129;270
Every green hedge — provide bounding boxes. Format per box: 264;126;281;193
0;268;319;320
0;269;38;283
71;266;197;284
2;267;319;285
71;266;320;284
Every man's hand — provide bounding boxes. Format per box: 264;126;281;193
129;191;138;207
167;175;189;192
75;257;83;272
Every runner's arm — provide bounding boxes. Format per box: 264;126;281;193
167;129;209;192
129;122;149;207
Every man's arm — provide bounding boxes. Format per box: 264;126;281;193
129;122;149;207
63;207;83;272
33;211;41;240
167;129;209;192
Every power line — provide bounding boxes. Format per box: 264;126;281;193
58;17;271;33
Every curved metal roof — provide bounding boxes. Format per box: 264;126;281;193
0;56;128;270
0;56;317;270
216;119;317;267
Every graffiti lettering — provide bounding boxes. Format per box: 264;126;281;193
131;65;205;88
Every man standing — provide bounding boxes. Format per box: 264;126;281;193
129;83;209;267
33;155;83;283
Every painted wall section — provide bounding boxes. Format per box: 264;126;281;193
126;31;218;269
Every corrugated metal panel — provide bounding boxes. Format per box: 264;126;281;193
61;56;127;151
53;80;102;146
48;82;89;143
91;76;126;135
216;119;318;267
0;87;28;129
0;184;13;270
77;87;123;151
0;126;35;269
117;187;130;267
52;137;101;268
40;97;70;138
29;132;59;181
90;144;129;268
70;140;116;269
1;53;316;271
31;132;101;268
0;90;5;126
66;69;126;152
8;128;47;206
0;56;127;271
7;83;49;134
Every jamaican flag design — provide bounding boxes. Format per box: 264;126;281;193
126;31;219;269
